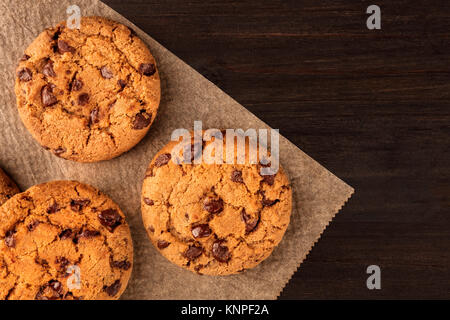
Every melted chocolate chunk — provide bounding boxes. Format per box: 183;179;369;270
100;66;113;79
261;174;275;186
35;280;64;300
75;229;100;243
90;107;100;125
42;60;56;77
70;199;90;212
57;40;75;54
212;240;231;262
103;280;121;296
98;209;122;232
117;79;126;90
203;197;224;214
41;84;57;106
46;202;60;214
191;224;211;238
157;240;170;249
231;170;244;183
143;198;154;206
18;68;32;81
184;246;203;260
78;92;89;106
262;197;280;207
241;209;259;233
110;259;131;270
55;257;70;270
78;229;100;238
59;229;73;240
4;229;16;248
154;153;171;167
138;63;156;76
53;147;66;156
70;79;83;91
132;111;152;130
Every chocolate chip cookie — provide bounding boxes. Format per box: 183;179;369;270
0;181;133;299
15;16;161;162
141;132;292;275
0;168;19;206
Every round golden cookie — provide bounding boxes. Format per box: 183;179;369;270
141;132;292;275
0;169;20;206
15;16;161;162
0;181;133;300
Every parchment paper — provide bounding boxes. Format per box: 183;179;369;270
0;0;354;299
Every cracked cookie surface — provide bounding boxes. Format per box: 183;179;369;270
0;169;19;206
15;16;161;162
0;181;133;300
141;133;292;275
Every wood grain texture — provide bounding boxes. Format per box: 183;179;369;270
102;0;450;299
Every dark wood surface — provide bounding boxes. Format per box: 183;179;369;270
102;0;450;299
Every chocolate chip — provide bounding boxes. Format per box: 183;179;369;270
203;197;224;214
18;68;32;81
154;153;171;167
104;280;121;296
262;197;280;207
100;66;113;79
241;209;259;233
111;259;131;270
35;280;64;300
70;79;83;91
4;230;15;248
148;226;155;233
59;229;73;240
138;63;156;76
231;170;244;183
184;246;202;260
42;60;56;77
117;79;126;90
57;40;75;54
157;240;170;249
261;174;275;186
76;229;100;240
90;108;100;124
46;202;60;214
98;209;122;232
55;257;70;270
132;111;152;130
70;199;90;212
259;161;276;185
78;93;89;106
20;54;30;61
143;198;154;206
212;240;231;262
36;258;49;266
53;147;66;156
191;224;211;238
52;29;61;41
27;221;40;231
41;84;57;106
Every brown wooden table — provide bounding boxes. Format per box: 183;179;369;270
102;0;450;299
